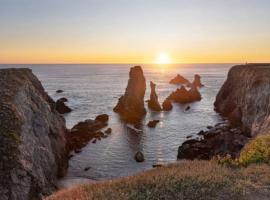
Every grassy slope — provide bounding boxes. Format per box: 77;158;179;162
46;160;270;200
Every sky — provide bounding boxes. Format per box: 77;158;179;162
0;0;270;64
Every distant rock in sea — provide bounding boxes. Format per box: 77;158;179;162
0;68;68;200
169;74;190;85
113;66;146;123
167;85;201;104
188;74;204;87
148;81;162;111
162;99;173;111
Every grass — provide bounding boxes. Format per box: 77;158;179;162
45;160;270;200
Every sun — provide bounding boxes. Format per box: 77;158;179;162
156;52;171;64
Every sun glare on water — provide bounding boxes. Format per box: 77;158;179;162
156;52;171;65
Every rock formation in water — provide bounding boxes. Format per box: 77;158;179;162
167;85;202;104
162;99;173;111
169;74;190;85
56;99;72;114
0;68;68;200
147;120;160;128
148;81;162;111
67;118;108;152
188;74;204;87
178;64;270;160
113;66;146;123
215;64;270;136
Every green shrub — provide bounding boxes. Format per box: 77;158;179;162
239;134;270;165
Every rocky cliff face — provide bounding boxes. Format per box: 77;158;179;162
113;66;146;123
215;64;270;136
0;69;68;200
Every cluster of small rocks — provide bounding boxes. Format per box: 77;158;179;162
177;120;250;160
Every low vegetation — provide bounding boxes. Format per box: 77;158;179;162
46;160;270;200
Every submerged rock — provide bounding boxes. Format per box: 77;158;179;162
162;99;173;111
148;81;162;111
56;99;72;114
58;97;68;102
134;151;145;162
56;89;63;93
105;128;112;134
113;66;146;123
0;68;68;200
169;74;190;85
147;120;160;128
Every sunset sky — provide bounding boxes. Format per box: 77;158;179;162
1;0;270;64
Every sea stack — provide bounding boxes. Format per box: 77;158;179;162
167;85;202;104
113;66;146;123
169;74;190;85
190;74;204;87
148;81;162;111
0;69;68;200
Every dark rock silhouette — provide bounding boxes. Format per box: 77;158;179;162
162;99;173;111
169;74;190;85
58;97;68;102
185;105;191;111
56;89;63;93
134;151;145;162
56;99;72;114
147;120;160;128
148;81;162;111
105;128;112;134
113;66;146;123
0;68;68;200
215;64;270;136
167;86;201;104
95;114;109;123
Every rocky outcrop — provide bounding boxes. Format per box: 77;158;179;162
55;99;72;114
148;81;162;111
167;86;202;104
177;121;249;160
67;118;108;152
0;69;68;200
147;120;160;128
215;64;270;136
134;151;144;162
169;74;190;85
95;114;109;124
113;66;146;123
188;74;204;87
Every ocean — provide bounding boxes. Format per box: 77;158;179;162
0;63;234;186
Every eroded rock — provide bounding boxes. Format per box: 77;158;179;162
56;99;72;114
169;74;190;85
148;81;162;111
113;66;146;123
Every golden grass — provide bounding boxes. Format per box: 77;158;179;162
46;160;270;200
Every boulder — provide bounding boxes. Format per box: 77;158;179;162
134;151;145;162
56;99;72;114
147;120;160;128
113;66;146;123
169;74;190;85
58;97;68;102
148;81;162;111
95;114;109;123
56;89;63;93
0;68;68;200
162;99;173;111
104;128;112;134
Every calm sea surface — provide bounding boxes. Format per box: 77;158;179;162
0;64;234;185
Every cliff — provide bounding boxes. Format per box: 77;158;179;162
0;69;68;200
113;66;146;123
215;64;270;136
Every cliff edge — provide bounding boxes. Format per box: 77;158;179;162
0;69;68;200
215;64;270;136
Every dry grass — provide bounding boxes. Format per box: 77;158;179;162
46;160;270;200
